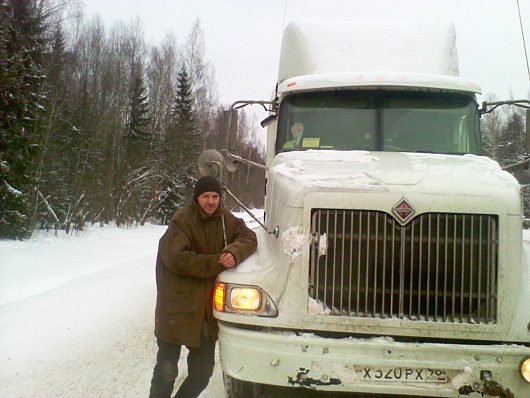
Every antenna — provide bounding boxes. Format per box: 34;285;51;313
282;0;288;34
517;0;530;82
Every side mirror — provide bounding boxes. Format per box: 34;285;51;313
223;109;238;153
260;114;276;128
198;149;225;178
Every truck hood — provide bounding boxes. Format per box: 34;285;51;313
268;150;520;213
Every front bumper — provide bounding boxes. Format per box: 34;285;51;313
218;322;530;397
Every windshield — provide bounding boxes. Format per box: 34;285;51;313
276;91;480;155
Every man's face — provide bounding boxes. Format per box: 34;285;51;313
197;191;220;216
291;122;304;140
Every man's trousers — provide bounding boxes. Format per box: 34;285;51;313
149;323;216;398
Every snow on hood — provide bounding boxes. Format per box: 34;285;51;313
269;150;519;209
281;225;308;263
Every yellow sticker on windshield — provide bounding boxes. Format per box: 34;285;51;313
302;137;320;148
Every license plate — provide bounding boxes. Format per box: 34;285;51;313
355;367;448;383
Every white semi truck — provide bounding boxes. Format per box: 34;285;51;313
204;20;530;397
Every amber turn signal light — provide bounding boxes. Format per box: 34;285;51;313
214;282;225;312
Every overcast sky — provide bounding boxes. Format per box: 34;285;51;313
82;0;530;106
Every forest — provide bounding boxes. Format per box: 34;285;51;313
0;0;265;239
0;0;528;239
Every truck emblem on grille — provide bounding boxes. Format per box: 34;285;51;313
392;198;415;224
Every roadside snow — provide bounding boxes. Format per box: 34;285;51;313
0;218;257;398
0;225;161;306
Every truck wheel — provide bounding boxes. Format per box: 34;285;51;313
223;372;263;398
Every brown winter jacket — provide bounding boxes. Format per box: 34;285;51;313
154;200;257;347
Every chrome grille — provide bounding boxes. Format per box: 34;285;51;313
309;209;498;324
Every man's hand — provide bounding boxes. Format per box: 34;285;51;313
219;252;236;268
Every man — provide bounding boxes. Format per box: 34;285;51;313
282;122;304;149
149;176;257;398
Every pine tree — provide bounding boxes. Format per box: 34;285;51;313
173;65;195;129
127;65;151;143
0;0;47;238
117;62;152;226
157;64;201;222
174;64;201;202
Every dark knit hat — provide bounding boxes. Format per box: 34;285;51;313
193;176;222;200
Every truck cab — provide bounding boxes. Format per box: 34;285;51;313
211;20;530;398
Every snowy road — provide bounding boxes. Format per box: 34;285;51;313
0;225;225;398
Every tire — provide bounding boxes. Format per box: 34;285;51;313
223;372;264;398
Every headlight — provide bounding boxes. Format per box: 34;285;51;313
213;282;278;317
521;357;530;384
230;287;262;311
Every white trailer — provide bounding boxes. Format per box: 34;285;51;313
207;20;530;397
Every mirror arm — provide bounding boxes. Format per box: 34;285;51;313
222;186;268;232
480;99;530;114
218;99;276;232
223;149;268;171
230;100;275;113
223;99;275;171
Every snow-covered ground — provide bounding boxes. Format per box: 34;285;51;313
0;217;252;398
1;215;529;398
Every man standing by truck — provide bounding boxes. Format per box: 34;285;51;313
149;176;257;398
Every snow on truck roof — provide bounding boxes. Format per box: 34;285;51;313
277;19;481;94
